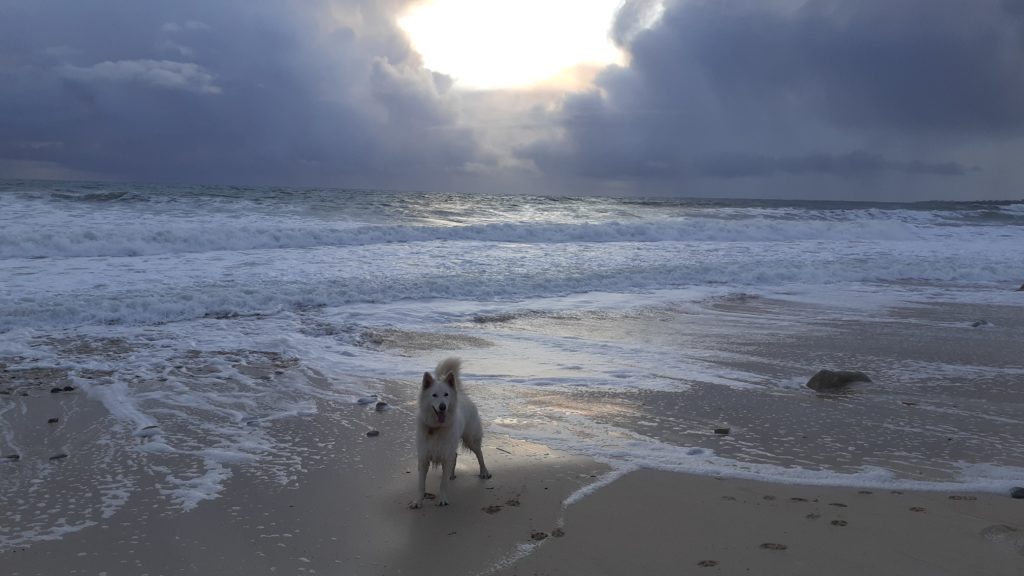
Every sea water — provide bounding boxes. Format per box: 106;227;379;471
2;180;1023;546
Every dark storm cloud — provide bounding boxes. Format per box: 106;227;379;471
695;151;976;179
522;0;1024;199
0;0;485;187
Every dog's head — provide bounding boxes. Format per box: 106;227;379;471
421;371;457;426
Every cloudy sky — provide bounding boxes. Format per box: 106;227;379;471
1;0;1023;200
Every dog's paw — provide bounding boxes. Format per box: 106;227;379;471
449;473;457;480
409;499;423;509
479;472;492;479
437;498;450;507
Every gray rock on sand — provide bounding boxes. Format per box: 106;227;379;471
807;369;871;391
1011;487;1024;499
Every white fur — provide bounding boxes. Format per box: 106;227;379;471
410;357;491;508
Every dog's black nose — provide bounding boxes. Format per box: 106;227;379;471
438;402;447;412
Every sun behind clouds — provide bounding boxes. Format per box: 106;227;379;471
398;0;624;90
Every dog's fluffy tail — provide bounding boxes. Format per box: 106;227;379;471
434;357;461;383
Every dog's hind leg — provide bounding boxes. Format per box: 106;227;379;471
472;444;491;479
449;453;458;480
409;457;429;509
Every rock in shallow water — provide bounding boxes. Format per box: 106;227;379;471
807;369;871;391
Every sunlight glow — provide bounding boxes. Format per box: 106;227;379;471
399;0;624;90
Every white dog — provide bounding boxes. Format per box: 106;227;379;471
410;357;491;508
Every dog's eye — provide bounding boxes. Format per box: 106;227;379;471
432;393;438;398
444;393;449;397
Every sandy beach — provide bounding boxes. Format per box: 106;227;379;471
1;379;612;575
497;470;1024;576
3;373;1022;576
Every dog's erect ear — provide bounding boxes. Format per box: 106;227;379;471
445;372;456;387
422;372;434;389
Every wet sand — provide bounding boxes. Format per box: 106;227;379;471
1;383;609;576
3;296;1023;574
4;383;1021;576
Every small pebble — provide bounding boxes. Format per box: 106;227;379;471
697;560;719;567
3;454;20;461
759;542;787;551
48;418;59;424
356;396;378;405
530;531;548;541
49;453;68;461
50;387;62;394
366;430;380;437
62;385;75;392
713;427;730;435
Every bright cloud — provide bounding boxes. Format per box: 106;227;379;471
59;59;222;94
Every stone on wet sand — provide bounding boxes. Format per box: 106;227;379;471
806;369;871;391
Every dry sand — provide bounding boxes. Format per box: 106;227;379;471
496;469;1024;576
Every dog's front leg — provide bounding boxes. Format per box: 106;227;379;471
409;457;429;509
438;457;454;506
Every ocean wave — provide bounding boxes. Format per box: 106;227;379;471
0;217;929;259
2;237;1021;331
